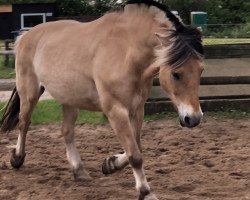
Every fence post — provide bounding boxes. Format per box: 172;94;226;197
4;40;12;67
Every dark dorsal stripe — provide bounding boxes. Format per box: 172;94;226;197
126;0;184;31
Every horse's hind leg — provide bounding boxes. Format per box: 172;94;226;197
62;105;91;181
11;77;43;168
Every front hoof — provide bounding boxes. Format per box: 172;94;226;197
10;149;25;169
102;156;119;175
73;166;92;181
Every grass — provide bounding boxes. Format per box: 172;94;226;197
0;100;107;125
0;100;249;125
0;39;15;78
0;100;122;125
203;38;250;45
204;110;250;119
0;65;15;78
0;55;15;78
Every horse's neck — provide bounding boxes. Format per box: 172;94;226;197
122;14;166;75
102;7;168;79
123;4;174;29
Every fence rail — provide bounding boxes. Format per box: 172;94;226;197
145;99;250;114
1;42;250;67
153;76;250;86
204;44;250;59
1;42;249;113
146;75;250;114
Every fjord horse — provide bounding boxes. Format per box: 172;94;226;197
0;0;204;199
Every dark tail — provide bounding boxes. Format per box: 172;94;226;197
0;87;20;133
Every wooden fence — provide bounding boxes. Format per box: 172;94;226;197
146;43;250;113
145;44;250;114
0;43;250;113
145;76;250;114
205;44;250;59
1;41;250;66
0;40;14;67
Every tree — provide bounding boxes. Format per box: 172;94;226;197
161;0;250;24
0;0;249;23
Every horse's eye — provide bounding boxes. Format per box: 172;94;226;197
172;72;181;80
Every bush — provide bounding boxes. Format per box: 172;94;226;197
204;23;250;38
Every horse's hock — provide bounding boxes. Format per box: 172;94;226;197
146;44;250;114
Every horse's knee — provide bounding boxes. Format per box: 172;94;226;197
10;149;26;169
129;154;143;169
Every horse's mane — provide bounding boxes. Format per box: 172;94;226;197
123;0;204;67
126;0;183;31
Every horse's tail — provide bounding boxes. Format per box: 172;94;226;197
0;87;20;133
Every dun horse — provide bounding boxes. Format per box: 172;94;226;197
0;0;204;199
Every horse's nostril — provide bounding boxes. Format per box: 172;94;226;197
184;116;190;125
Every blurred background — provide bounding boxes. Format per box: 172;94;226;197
0;0;249;39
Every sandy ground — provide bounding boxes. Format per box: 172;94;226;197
0;118;249;200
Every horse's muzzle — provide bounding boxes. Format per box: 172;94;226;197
179;114;201;128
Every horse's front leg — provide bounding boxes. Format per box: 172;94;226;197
102;152;128;174
102;104;144;175
106;105;158;200
62;105;91;181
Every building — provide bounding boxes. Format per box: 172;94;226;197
0;3;57;40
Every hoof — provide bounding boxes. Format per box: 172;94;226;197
139;188;158;200
102;156;119;175
144;194;159;200
10;149;25;169
73;165;92;181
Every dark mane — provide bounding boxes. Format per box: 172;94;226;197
127;0;184;31
125;0;204;67
166;27;204;67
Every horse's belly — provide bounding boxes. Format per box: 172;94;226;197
41;77;102;111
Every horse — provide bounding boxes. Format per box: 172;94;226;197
0;0;204;199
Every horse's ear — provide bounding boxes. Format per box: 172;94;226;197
155;32;169;46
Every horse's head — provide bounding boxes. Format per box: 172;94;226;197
155;26;204;128
159;56;204;128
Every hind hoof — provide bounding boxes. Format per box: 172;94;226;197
10;149;25;169
140;194;159;200
144;194;159;200
73;165;92;181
